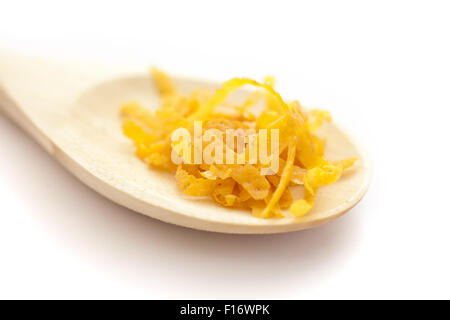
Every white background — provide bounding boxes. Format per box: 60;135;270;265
1;0;449;299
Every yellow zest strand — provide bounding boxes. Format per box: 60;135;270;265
189;78;291;121
151;67;177;97
260;136;297;218
291;162;343;217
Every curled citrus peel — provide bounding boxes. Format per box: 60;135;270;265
120;68;357;218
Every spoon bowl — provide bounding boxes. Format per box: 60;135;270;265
0;52;371;233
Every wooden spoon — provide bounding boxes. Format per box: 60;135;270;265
0;52;371;234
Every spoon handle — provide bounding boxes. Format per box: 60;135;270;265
0;52;19;121
0;51;55;153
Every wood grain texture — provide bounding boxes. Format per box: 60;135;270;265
0;52;371;234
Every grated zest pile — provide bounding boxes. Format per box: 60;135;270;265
120;68;357;218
